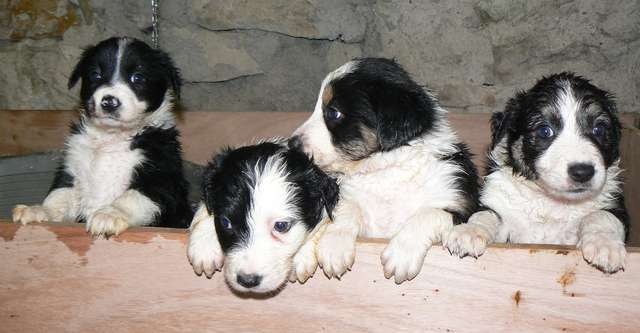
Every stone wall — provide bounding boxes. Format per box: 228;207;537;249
1;0;639;113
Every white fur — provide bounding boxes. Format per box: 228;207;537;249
188;202;224;278
223;154;310;293
294;68;467;282
292;61;356;170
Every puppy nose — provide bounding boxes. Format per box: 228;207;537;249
236;273;262;288
100;95;121;113
288;136;304;151
568;163;595;183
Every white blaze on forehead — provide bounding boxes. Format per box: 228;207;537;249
535;81;606;199
292;60;357;169
112;37;129;84
223;153;309;293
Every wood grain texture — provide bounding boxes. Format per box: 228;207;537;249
0;222;639;332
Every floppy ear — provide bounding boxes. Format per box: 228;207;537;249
155;49;182;99
311;164;340;220
201;148;232;214
489;111;508;149
68;47;94;89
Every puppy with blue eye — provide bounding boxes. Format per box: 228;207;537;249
445;72;629;273
187;140;339;293
12;36;192;236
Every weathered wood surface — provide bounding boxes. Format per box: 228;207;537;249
1;222;639;332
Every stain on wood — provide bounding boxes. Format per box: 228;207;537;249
558;269;576;288
0;223;20;241
513;290;522;306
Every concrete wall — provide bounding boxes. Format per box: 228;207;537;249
1;0;639;113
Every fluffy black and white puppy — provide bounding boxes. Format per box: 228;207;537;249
289;58;480;283
13;37;192;236
445;72;629;273
187;140;339;293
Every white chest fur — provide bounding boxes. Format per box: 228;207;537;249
340;138;465;238
482;168;617;244
65;127;145;219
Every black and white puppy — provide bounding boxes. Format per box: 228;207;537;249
290;58;480;283
445;72;629;273
187;140;339;293
13;37;192;236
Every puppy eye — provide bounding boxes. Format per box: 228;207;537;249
130;72;145;84
592;124;606;138
273;221;292;233
535;125;555;139
219;216;232;230
89;70;102;81
325;107;344;122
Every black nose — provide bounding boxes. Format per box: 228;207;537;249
100;95;121;113
236;273;262;288
568;163;595;183
288;136;303;151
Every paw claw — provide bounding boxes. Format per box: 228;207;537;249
317;230;356;280
87;207;129;238
381;237;428;284
445;224;490;259
12;205;50;225
579;235;626;274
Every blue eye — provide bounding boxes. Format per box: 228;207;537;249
536;125;555;139
325;107;344;122
592;124;606;138
130;72;145;84
220;216;232;230
90;70;102;81
273;221;292;233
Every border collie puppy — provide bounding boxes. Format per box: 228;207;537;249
187;140;339;293
445;72;629;273
12;37;192;236
289;58;480;284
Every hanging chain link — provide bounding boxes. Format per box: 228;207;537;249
151;0;159;49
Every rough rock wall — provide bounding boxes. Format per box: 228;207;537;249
1;0;638;113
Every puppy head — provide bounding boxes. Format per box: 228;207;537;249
202;141;339;293
490;72;621;201
68;37;181;129
290;58;441;172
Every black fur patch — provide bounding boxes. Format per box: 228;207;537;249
323;58;440;160
202;142;339;253
440;143;480;224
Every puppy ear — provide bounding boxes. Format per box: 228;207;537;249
489;111;508;149
156;49;182;100
201;148;232;214
312;165;340;220
68;47;94;89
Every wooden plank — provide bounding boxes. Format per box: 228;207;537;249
0;222;639;332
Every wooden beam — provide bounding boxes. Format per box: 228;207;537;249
1;222;639;332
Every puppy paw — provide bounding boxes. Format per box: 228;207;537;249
381;237;428;284
289;247;318;283
579;235;626;274
87;206;130;238
444;223;491;258
188;224;224;278
317;230;356;279
12;205;50;225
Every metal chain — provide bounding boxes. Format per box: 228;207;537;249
151;0;159;49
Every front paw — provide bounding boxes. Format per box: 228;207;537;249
381;237;428;284
188;227;224;278
579;235;626;274
444;223;491;258
87;206;129;238
317;230;356;279
12;205;50;225
289;244;318;283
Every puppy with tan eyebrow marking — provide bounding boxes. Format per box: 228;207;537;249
12;37;192;236
290;58;480;284
187;140;339;294
445;72;629;274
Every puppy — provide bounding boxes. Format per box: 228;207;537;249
290;58;480;283
445;72;629;273
12;37;192;236
187;140;339;293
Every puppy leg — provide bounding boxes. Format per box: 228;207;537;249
187;202;224;278
316;200;361;279
578;210;626;274
381;208;453;284
87;189;159;237
444;210;501;258
13;188;75;225
289;221;328;283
